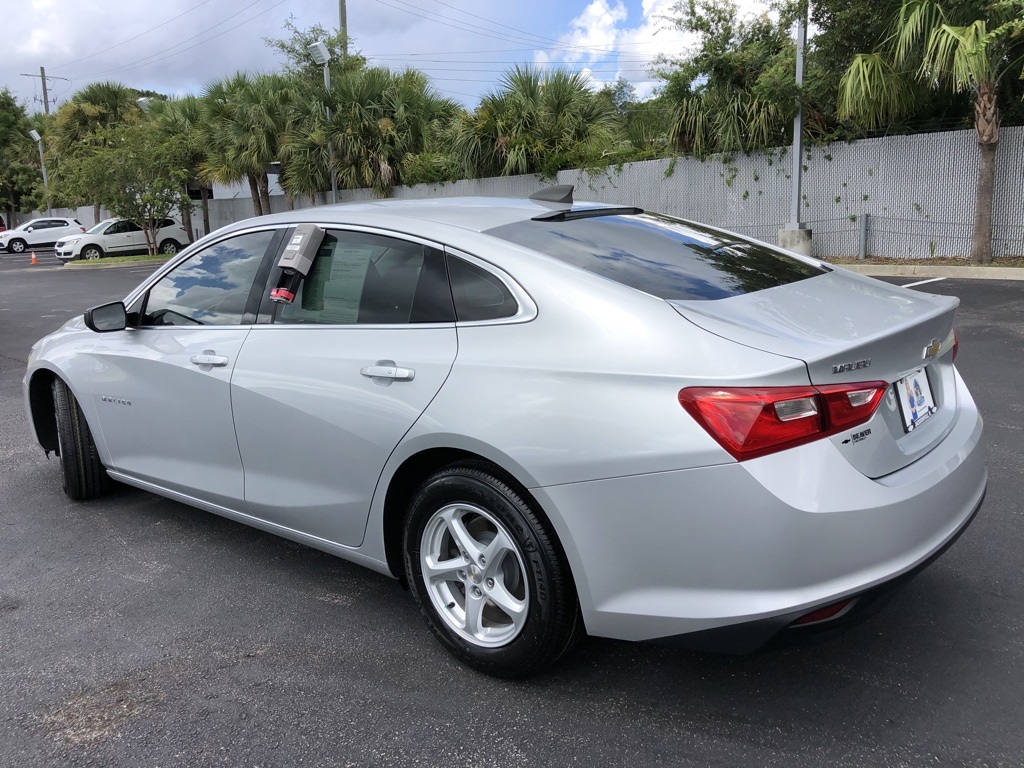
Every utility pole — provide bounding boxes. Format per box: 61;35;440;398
339;0;348;61
777;3;812;256
40;67;49;115
20;67;70;115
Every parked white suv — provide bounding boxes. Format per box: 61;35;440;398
55;218;188;262
0;218;86;253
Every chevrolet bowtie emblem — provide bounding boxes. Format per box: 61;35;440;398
922;339;941;361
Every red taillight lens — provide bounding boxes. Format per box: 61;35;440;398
679;381;889;460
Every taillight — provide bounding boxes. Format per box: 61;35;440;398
952;329;959;362
679;381;889;461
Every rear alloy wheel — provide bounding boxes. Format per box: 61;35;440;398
52;378;111;500
8;238;26;253
82;245;103;260
159;239;180;255
404;463;582;678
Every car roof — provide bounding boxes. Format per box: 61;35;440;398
230;196;625;234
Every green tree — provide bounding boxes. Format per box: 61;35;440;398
658;0;796;155
0;89;39;226
838;0;1024;262
47;81;147;222
452;66;617;178
71;121;192;253
263;16;363;81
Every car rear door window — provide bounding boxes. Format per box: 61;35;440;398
141;231;276;326
486;212;826;301
272;230;455;325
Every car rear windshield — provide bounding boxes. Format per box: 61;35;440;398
485;212;826;301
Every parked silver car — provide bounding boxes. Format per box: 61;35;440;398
23;188;986;677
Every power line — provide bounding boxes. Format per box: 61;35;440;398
427;0;589;51
73;0;286;81
372;0;682;59
49;0;215;72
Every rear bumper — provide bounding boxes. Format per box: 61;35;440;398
534;371;986;648
650;487;982;653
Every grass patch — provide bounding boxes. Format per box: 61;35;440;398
69;253;172;267
826;256;1024;268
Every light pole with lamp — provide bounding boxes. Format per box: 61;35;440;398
28;129;51;216
308;41;338;205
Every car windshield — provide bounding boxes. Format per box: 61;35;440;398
88;220;115;235
486;212;826;301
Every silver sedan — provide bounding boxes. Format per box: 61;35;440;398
23;188;986;677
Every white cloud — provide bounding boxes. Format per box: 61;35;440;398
534;0;772;99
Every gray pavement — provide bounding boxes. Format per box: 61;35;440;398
0;266;1022;766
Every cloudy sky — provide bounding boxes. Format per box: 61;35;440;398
5;0;770;113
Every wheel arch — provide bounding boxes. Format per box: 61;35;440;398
380;447;564;586
27;368;60;452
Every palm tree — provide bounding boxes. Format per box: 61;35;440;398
839;0;1024;263
670;89;786;156
451;66;617;178
199;73;298;216
49;81;144;221
150;95;213;239
282;66;459;198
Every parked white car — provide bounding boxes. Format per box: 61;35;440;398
55;218;188;262
0;218;86;253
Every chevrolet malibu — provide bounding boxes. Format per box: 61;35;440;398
23;188;986;677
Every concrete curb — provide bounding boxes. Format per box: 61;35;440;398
837;264;1024;281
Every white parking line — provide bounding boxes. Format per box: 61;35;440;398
902;277;946;288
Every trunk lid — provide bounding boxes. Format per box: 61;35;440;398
670;268;960;477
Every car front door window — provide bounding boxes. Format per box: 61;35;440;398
143;231;275;326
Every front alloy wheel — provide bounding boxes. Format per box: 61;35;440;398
404;463;582;678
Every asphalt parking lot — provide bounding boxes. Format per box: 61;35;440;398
1;262;1021;766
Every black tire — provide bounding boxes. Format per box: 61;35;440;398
9;238;26;253
52;378;111;500
82;244;103;260
159;239;180;255
404;462;582;678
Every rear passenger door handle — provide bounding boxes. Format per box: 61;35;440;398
361;365;415;381
190;354;229;367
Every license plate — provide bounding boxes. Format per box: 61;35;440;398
895;368;937;432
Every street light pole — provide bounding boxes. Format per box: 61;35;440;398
308;41;338;205
29;129;51;216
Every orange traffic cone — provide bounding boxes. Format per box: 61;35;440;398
30;251;38;265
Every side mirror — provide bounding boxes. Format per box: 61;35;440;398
25;227;33;233
84;301;127;333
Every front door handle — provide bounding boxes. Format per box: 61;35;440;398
190;353;229;367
